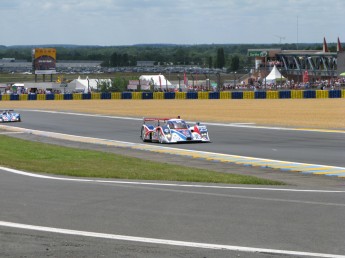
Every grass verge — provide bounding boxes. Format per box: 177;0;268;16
0;135;284;185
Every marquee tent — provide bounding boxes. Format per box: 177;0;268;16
139;74;174;90
264;65;286;83
70;76;111;93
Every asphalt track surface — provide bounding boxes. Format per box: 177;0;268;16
1;110;345;257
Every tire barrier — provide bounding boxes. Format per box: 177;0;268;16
0;90;344;101
142;92;153;99
28;94;37;101
54;94;64;100
243;91;254;99
91;93;101;100
131;92;142;100
266;91;279;99
279;91;291;99
164;92;175;99
153;92;164;99
291;90;303;99
175;92;186;99
232;92;243;99
121;92;132;99
303;90;316;99
186;92;198;99
36;94;46;101
255;91;267;99
101;92;112;99
209;92;220;99
220;91;231;99
329;90;342;98
197;92;209;99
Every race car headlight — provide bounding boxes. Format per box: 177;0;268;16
166;133;172;140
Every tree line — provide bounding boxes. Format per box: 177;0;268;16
0;42;335;72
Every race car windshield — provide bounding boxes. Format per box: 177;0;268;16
171;121;188;129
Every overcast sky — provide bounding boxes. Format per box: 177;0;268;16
0;0;343;46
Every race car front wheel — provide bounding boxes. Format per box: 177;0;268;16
158;130;165;144
141;127;148;142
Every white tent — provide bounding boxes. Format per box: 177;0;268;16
71;76;111;93
264;65;286;83
139;74;174;90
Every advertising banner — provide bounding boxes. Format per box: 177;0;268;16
32;48;56;75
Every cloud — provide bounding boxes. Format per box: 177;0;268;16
0;0;344;45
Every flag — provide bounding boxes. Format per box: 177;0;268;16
303;70;309;83
323;37;329;52
337;37;343;52
184;72;188;86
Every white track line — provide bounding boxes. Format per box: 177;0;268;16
1;166;345;193
0;221;344;258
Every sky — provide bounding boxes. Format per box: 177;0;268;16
0;0;344;46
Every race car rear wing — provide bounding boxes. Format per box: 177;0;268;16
143;116;181;125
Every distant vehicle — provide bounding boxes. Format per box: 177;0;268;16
0;110;21;123
140;117;210;143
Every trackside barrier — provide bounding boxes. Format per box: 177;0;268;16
316;90;328;99
101;92;111;99
243;91;254;99
91;93;101;99
279;91;291;99
131;92;142;100
142;92;153;99
153;92;164;99
20;94;28;101
232;92;243;99
54;94;64;100
111;92;121;99
1;90;344;101
255;91;266;99
209;92;220;99
64;93;73;100
329;90;341;98
46;94;55;100
82;93;91;100
36;94;45;101
72;93;82;100
198;92;209;99
266;91;279;99
303;90;316;99
175;92;186;99
28;94;37;100
186;92;198;99
164;92;175;99
122;92;132;99
220;91;231;99
291;90;303;99
10;94;19;101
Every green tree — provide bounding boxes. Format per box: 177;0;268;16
216;48;225;68
230;55;240;71
207;56;213;68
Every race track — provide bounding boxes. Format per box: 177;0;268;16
1;110;345;258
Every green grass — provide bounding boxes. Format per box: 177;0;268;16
0;135;284;185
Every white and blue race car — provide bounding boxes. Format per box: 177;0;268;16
0;110;21;123
140;117;210;143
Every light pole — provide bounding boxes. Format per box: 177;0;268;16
216;72;221;92
177;74;181;92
